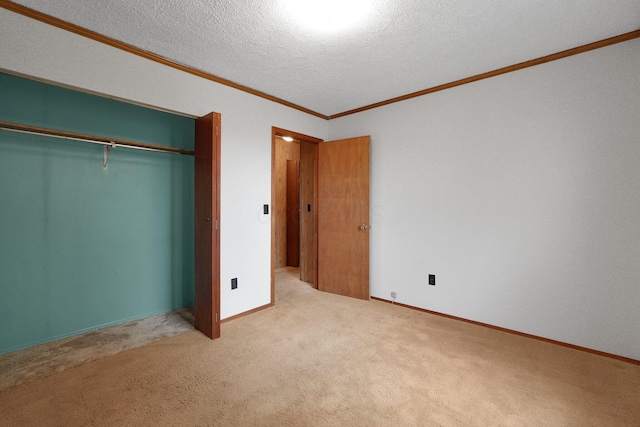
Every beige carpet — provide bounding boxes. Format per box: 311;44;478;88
0;308;194;389
275;266;314;302
0;268;304;390
1;282;639;426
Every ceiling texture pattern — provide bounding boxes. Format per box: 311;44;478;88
9;0;640;117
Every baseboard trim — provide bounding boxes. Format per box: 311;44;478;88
220;303;272;324
370;297;639;365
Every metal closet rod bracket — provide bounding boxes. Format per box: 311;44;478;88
103;141;116;169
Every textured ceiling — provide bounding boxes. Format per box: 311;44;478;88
10;0;640;117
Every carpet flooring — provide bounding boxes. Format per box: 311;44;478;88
1;270;639;426
0;308;195;389
0;267;304;390
275;266;314;302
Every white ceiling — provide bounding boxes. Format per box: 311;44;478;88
11;0;640;117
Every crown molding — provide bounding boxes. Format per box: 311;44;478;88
2;1;638;122
0;0;329;120
330;29;640;119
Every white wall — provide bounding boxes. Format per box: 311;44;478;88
330;38;640;360
0;9;329;319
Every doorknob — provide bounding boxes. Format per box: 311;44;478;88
360;224;369;231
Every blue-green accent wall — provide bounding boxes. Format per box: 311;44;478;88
0;73;195;355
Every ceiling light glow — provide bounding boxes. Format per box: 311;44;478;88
282;136;294;142
282;0;374;33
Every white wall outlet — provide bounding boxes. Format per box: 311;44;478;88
391;292;397;299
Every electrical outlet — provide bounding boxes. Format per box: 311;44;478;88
428;274;436;286
231;278;238;289
390;292;397;299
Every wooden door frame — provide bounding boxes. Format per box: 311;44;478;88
285;159;301;268
271;127;323;305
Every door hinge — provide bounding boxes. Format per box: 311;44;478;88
215;219;218;230
215;312;218;323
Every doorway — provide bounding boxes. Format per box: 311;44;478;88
270;128;371;305
271;128;322;304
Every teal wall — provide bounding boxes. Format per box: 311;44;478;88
0;73;195;354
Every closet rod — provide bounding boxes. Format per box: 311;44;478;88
0;120;195;155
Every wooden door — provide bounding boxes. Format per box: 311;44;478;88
317;136;370;300
299;141;316;285
286;160;300;267
194;112;221;339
